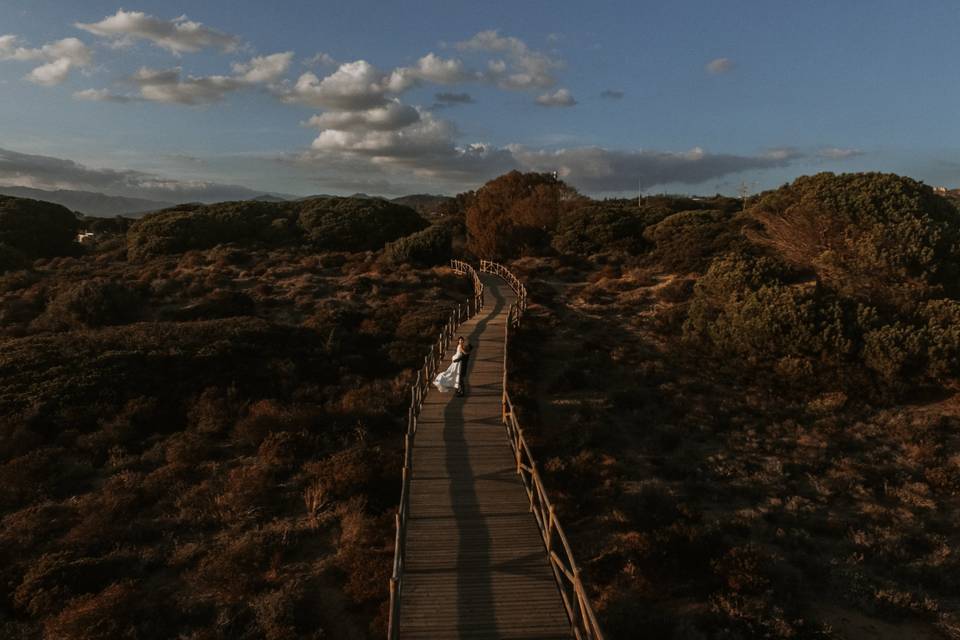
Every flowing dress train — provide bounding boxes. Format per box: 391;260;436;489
433;345;464;392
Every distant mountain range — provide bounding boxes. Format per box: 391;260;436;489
390;194;454;217
0;185;455;218
0;186;294;217
0;186;176;217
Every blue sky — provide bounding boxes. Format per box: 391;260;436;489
0;0;958;200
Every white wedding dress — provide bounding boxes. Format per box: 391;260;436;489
433;345;465;392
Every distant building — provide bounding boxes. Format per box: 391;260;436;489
76;231;96;245
934;186;948;194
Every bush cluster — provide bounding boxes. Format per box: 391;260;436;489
127;197;428;259
551;202;660;255
750;172;960;307
0;196;78;262
383;220;455;266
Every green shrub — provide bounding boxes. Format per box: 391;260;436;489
383;221;453;266
643;209;748;273
862;322;926;381
39;279;142;329
126;201;298;259
684;254;852;365
552;203;662;255
0;196;79;259
750;172;960;307
920;299;960;379
297;197;427;251
0;242;27;272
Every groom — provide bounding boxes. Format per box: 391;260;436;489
456;341;472;397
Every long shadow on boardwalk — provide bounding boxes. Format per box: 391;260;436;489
443;282;505;635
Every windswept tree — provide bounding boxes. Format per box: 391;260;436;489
464;171;584;259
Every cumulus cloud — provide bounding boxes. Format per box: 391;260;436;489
706;57;734;74
284;54;471;110
386;53;473;92
284;60;389;110
76;9;240;54
763;147;803;161
73;88;138;103
512;146;800;192
76;52;292;105
306;100;421;131
535;88;576;107
600;89;624;100
818;147;864;160
457;30;560;89
0;146;275;202
304;52;337;67
0;35;93;85
310;111;457;158
232;51;293;84
126;67;242;105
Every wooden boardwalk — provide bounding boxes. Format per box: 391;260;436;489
397;274;572;639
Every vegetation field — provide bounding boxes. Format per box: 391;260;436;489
2;171;959;639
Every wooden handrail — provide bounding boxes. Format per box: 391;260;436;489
387;259;484;640
478;260;604;640
388;259;602;640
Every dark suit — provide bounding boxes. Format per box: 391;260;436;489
457;350;470;393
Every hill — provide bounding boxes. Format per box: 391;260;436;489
390;194;454;218
500;172;960;639
3;171;960;639
0;191;468;640
0;186;174;217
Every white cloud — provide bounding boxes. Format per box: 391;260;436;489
76;9;240;54
513;146;798;192
763;147;803;161
126;67;242;105
386;53;472;92
232;52;293;84
457;30;560;89
818;147;864;160
706;57;734;74
306;101;421;131
0;35;92;85
304;52;337;67
75;52;293;105
535;88;576;107
310;111;456;158
0;146;270;201
73;88;137;103
284;60;389;110
285;54;471;109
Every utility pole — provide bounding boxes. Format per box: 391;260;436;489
638;176;643;207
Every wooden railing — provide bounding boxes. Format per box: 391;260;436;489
387;259;484;640
479;258;527;325
478;260;605;640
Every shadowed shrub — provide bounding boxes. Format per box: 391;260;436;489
552;202;664;255
0;196;79;260
750;172;960;307
384;221;454;266
37;279;142;330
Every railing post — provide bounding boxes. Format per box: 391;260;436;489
546;505;555;553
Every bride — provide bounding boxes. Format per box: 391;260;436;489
434;337;466;393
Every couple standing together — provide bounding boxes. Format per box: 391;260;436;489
433;337;472;397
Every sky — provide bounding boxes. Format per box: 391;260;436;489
0;0;958;202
